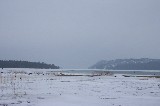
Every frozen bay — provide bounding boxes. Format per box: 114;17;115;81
0;69;160;106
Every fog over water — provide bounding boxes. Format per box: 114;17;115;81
0;0;160;68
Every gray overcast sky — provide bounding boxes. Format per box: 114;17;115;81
0;0;160;68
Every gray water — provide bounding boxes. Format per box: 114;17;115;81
1;68;160;76
62;69;160;76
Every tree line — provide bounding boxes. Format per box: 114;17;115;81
90;58;160;70
0;60;60;69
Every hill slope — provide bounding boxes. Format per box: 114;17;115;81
89;58;160;70
0;60;60;69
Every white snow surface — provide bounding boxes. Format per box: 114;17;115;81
0;69;160;106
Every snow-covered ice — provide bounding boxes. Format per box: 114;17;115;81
0;69;160;106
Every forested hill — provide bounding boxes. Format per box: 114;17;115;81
0;60;60;69
89;58;160;70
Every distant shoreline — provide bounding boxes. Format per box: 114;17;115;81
0;60;60;69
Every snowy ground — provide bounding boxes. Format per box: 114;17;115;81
0;69;160;106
